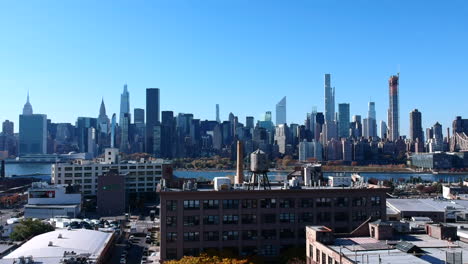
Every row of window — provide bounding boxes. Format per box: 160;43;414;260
166;229;300;243
167;197;382;211
59;165;162;171
166;210;380;227
62;172;161;177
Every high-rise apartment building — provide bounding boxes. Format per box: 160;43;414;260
120;84;130;123
410;109;423;142
146;88;160;154
338;103;350;138
324;74;335;123
388;75;400;141
216;104;220;123
380;121;388;139
2;120;14;136
275;96;287;125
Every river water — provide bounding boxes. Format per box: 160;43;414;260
4;163;468;183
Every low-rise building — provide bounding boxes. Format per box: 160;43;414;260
25;182;82;219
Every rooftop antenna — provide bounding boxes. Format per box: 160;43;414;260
397;64;400;77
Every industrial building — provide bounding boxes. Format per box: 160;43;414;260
25;182;82;219
0;229;115;264
51;148;173;196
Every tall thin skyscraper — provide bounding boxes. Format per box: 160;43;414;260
337;103;350;138
120;84;130;123
111;114;116;148
380;121;388;139
146;88;160;154
276;96;287;125
368;102;376;120
366;102;377;138
410;109;423;142
216;104;220;123
387;74;400;141
23;91;33;116
324;74;335;122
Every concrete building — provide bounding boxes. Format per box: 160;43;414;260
97;169;126;216
25;182;81;219
159;180;387;261
388;74;400;141
51;148;172;196
0;229;115;264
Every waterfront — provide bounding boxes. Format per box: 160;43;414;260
5;163;468;183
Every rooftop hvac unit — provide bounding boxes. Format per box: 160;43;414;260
214;177;231;191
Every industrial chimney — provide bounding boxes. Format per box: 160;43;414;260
235;140;244;184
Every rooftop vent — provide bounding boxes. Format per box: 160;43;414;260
48;241;53;247
58;233;63;238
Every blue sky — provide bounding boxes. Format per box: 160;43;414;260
1;0;467;135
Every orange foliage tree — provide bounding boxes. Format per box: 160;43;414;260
164;254;253;264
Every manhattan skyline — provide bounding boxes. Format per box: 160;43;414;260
1;1;468;134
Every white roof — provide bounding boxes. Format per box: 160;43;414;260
4;229;113;260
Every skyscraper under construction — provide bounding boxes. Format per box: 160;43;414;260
387;74;400;141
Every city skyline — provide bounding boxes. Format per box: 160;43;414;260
1;1;468;135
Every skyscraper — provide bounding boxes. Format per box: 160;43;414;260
388;74;400;141
368;102;376;120
409;109;423;142
2;120;14;136
120;84;130;123
433;122;443;142
146;88;160;154
276;96;287;125
216;104;220;123
134;108;145;124
97;99;110;133
337;103;350;138
19;94;47;155
324;74;335;122
380;121;388;139
365;102;377;138
246;116;254;129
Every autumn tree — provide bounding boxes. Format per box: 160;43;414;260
164;254;253;264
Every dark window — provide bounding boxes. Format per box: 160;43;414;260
317;212;331;222
242;199;257;209
203;200;219;209
223;199;239;209
261;245;277;256
241;246;258;256
183;248;199;257
241;214;257;224
352;211;367;221
261;229;276;240
166;216;177;227
316;198;332;207
184;200;200;210
279;213;295;223
166;200;177;211
223;214;239;225
183;215;199;226
352;197;366;207
203;231;219;241
279;228;295;239
334;197;349;207
242;230;258;240
279;198;295;208
260;198;277;208
300;212;314;223
166;232;177;242
371;196;381;206
222;231;239;241
183;232;200;241
334;212;349;222
203;215;219;225
166;248;177;260
261;214;276;224
301;198;313;208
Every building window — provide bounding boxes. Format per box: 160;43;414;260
241;246;258;256
166;200;177;212
166;248;177;260
316;198;332;207
242;230;257;240
166;232;177;242
183;232;200;241
317;212;331;222
261;214;276;224
279;198;295;208
260;198;276;208
261;245;277;256
334;212;349;222
84;179;92;183
223;214;239;225
371;210;381;218
65;173;73;178
279;213;295;223
222;199;239;209
166;216;177;227
203;215;219;225
371;196;381;206
334;197;349;207
352;197;366;207
300;212;314;223
242;199;257;209
309;244;314;258
241;214;257;224
261;229;276;240
203;231;219;241
352;211;367;221
183;215;199;226
184;200;200;210
301;198;313;208
65;167;73;171
183;248;200;257
279;228;295;239
203;200;219;209
222;231;239;241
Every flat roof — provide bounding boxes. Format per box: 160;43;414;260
162;185;386;193
3;229;113;262
387;198;468;213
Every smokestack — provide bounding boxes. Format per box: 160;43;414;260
0;160;5;178
235;140;244;184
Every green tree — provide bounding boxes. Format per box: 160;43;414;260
10;219;54;241
164;253;253;264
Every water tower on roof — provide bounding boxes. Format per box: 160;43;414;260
248;149;271;190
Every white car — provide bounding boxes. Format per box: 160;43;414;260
120;258;126;264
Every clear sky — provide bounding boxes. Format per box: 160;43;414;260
1;0;467;135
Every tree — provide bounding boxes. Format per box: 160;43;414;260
10;219;54;241
164;254;253;264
